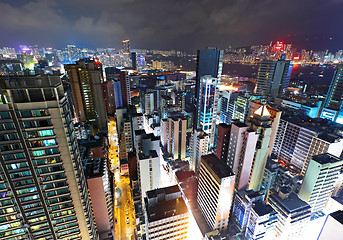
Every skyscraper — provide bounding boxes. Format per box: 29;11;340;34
247;106;272;191
196;76;220;147
65;59;107;131
215;123;231;162
0;75;97;239
166;115;187;160
197;154;235;231
248;100;281;156
138;150;160;199
320;65;343;123
298;153;343;213
255;59;293;99
122;39;130;54
119;71;131;107
194;48;223;135
227;121;259;190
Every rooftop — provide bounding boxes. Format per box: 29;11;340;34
232;120;248;128
138;150;158;160
252;201;275;217
312;153;342;165
201;154;234;179
219;123;231;129
85;158;106;178
146;185;180;199
270;192;311;214
331;210;343;224
146;197;188;222
175;171;196;183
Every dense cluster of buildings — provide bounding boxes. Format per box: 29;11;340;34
224;41;343;64
0;39;343;240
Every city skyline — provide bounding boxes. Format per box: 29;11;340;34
0;0;343;51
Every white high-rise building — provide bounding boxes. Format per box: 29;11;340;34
189;129;209;173
269;190;311;240
197;154;235;231
137;150;160;199
298;153;343;213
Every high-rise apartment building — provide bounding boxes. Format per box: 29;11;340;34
189;129;209;173
137;150;160;199
65;59;107;131
247;106;272;191
173;90;185;111
85;158;114;240
227;121;258;190
0;75;97;239
233;94;261;123
197;154;235;231
112;80;123;109
102;80;115;116
119;71;131;107
144;92;155;116
272;114;343;176
268;190;311;240
255;59;293;99
298;153;343;213
144;186;189;240
320;65;343;123
67;44;78;62
166;115;187;160
215;123;231;162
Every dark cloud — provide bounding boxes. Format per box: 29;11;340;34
0;0;342;51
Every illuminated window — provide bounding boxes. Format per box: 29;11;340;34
6;207;14;213
38;130;54;137
42;139;56;146
33;150;45;157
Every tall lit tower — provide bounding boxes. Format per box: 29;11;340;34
0;75;98;239
320;65;343;123
197;75;220;146
122;39;130;54
194;48;223;145
247;105;272;191
65;59;107;131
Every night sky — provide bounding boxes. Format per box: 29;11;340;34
0;0;342;51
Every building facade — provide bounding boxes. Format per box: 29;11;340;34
197;154;235;231
255;59;293;99
0;75;97;239
298;153;343;213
